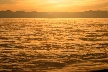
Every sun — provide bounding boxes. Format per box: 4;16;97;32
48;0;64;3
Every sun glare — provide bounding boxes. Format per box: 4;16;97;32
48;0;64;3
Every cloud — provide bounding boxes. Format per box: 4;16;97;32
0;0;15;4
0;0;28;4
0;0;108;11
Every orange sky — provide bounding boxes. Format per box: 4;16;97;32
0;0;108;12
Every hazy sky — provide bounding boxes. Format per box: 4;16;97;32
0;0;108;12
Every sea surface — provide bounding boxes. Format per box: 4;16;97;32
0;18;108;72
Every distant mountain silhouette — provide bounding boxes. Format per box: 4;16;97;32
0;10;108;18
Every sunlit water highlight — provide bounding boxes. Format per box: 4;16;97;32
0;18;108;72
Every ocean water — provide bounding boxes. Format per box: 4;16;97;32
0;18;108;72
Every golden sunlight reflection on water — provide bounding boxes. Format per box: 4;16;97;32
0;18;108;72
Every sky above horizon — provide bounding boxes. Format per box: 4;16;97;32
0;0;108;12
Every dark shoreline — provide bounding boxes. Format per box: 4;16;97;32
0;10;108;18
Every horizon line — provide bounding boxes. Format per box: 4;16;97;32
0;10;108;12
